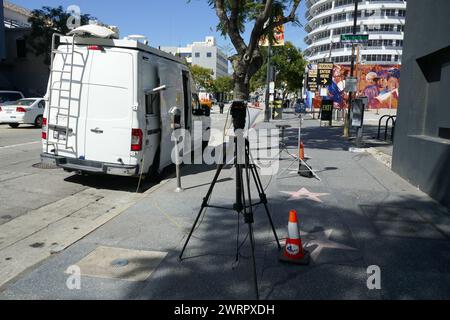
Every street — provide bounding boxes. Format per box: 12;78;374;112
0;104;240;288
1;107;449;299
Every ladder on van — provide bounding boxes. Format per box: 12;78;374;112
45;33;79;154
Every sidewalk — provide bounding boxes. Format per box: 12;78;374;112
1;111;450;300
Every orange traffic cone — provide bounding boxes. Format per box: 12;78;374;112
279;210;310;265
299;142;305;161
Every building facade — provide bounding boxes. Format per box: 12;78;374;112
303;0;406;110
0;0;5;60
304;0;407;65
392;0;450;207
0;1;49;97
161;37;229;79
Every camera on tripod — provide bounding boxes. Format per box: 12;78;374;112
230;100;248;131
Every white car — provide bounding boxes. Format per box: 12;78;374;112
0;91;25;106
0;98;46;128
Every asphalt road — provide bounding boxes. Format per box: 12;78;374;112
0;105;264;288
0;124;88;225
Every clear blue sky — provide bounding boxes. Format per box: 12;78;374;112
11;0;308;55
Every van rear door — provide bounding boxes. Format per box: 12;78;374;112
82;49;135;164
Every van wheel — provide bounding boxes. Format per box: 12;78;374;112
9;124;19;128
35;116;43;128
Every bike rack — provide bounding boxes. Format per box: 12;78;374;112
377;115;397;141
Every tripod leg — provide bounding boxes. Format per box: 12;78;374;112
250;164;282;250
179;164;225;261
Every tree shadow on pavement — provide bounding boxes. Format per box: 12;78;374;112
116;190;450;300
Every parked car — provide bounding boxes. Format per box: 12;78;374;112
0;98;45;128
0;91;25;107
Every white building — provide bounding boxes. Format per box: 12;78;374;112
304;0;407;65
3;0;31;28
1;0;49;96
160;36;229;79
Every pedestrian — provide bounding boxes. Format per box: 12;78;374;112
219;102;225;114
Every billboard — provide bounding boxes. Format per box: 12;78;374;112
259;24;285;47
328;64;401;110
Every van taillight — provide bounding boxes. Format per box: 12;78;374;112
131;129;143;151
42;118;47;140
88;45;103;51
16;107;27;113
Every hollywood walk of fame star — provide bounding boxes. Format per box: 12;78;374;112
301;229;357;262
280;187;330;203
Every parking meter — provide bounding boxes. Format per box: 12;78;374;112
169;106;183;192
169;106;182;129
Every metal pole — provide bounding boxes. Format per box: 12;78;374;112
264;42;272;122
174;136;183;193
344;0;359;137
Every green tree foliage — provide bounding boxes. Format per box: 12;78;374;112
251;41;306;95
198;0;302;100
214;76;234;94
190;64;216;92
27;6;93;64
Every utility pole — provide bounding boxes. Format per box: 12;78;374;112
344;0;359;137
264;41;272;122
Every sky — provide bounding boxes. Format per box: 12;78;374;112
10;0;308;55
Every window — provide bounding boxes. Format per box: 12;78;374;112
0;92;22;103
195;52;200;58
145;92;160;115
206;52;212;58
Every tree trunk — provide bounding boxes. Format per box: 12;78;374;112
231;51;263;101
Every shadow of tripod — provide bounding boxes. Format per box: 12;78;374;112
179;131;282;300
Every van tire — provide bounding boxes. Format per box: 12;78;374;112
9;124;19;128
34;116;43;128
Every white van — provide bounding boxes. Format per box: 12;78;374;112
41;26;211;178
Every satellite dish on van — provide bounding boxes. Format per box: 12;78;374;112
67;25;119;39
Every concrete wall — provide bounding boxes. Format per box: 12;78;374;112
0;0;5;60
392;0;450;207
0;28;49;96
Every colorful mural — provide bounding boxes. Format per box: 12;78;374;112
328;64;401;110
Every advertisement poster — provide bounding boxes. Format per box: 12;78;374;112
328;64;401;110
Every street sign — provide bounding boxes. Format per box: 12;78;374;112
351;98;365;128
307;69;318;92
320;99;333;126
345;77;358;92
340;34;369;44
318;62;334;87
272;100;283;120
269;82;275;94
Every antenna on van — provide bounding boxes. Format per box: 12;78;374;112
125;34;149;45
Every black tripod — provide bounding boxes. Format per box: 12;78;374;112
179;133;282;300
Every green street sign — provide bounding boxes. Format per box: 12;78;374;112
340;34;369;44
